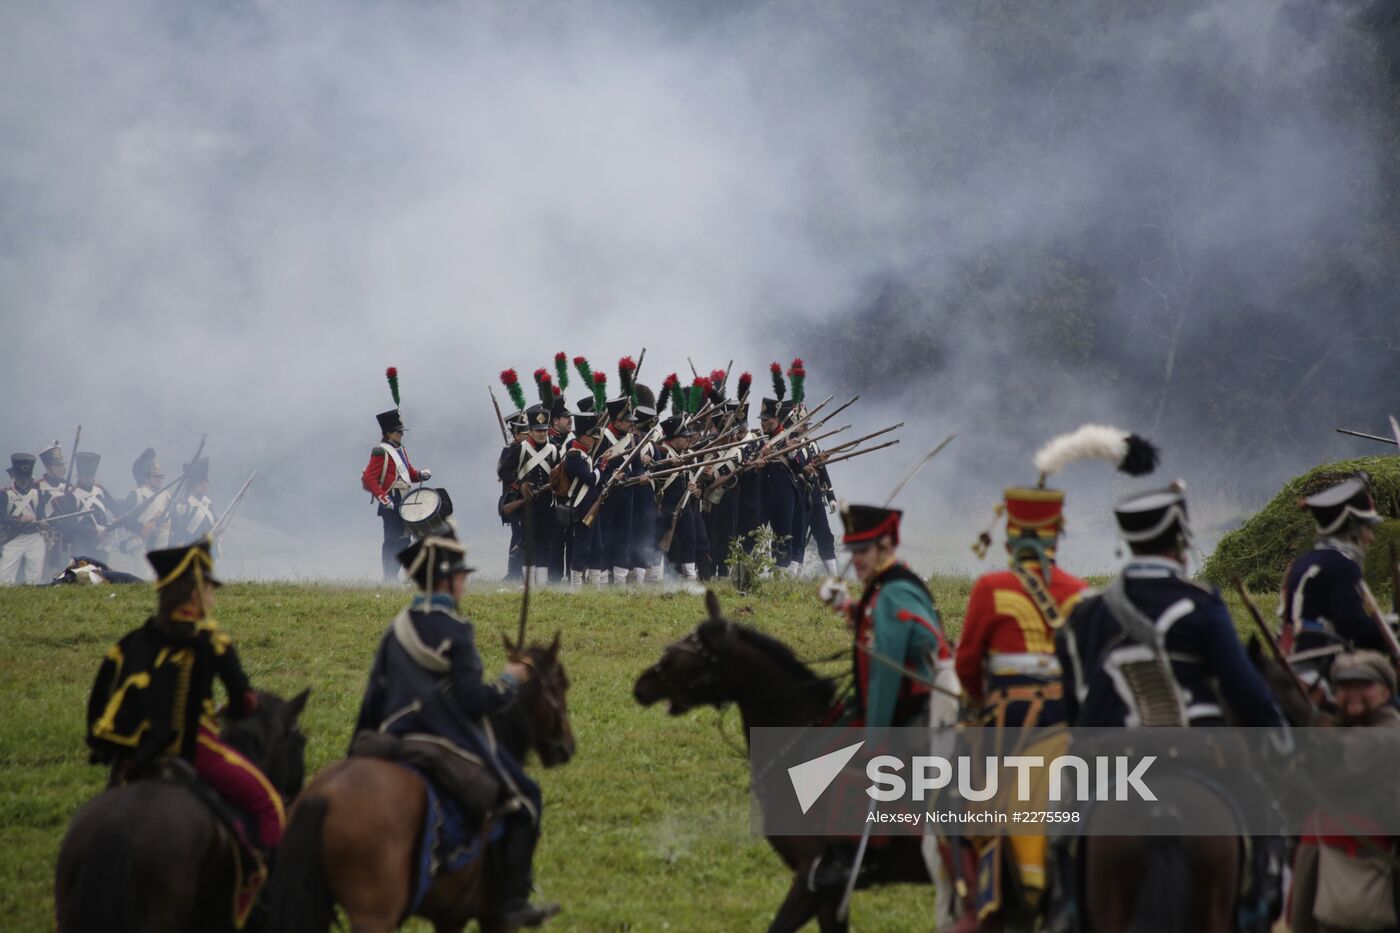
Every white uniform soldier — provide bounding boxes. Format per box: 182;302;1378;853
119;448;174;555
1;453;48;584
173;457;216;545
36;442;69;575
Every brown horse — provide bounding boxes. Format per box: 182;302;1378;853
1070;638;1322;933
54;688;311;933
633;591;930;933
263;634;573;933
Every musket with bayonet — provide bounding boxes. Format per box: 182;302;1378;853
489;386;509;444
152;435;206;536
211;471;257;539
581;421;662;527
656;385;750;548
108;464;200;535
1336;427;1400;447
61;425;81;497
632;423;855;486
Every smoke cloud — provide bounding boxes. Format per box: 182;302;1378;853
2;0;1394;579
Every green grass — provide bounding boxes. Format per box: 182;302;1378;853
0;572;1278;931
0;578;965;932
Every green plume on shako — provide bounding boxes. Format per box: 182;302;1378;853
572;355;594;390
591;370;608;411
554;351;571;391
385;366;400;406
787;358;806;405
499;368;527;411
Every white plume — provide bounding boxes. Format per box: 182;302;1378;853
1032;424;1129;477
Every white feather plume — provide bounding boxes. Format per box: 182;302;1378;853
1033;424;1129;477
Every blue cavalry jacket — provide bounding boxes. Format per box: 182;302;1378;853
353;594;539;813
1056;558;1283;728
1281;540;1391;656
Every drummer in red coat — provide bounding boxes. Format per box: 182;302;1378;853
362;407;431;580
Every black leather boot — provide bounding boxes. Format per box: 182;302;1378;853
500;821;560;930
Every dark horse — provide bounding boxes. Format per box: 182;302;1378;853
54;688;311;933
633;591;930;933
262;634;574;933
1071;639;1322;933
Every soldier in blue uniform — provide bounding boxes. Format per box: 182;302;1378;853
652;415;702;580
546;397;572;581
504;406;560;586
1279;474;1393;671
628;405;661;583
353;532;558;929
496;412;530;582
595;397;636;584
758;397;798;570
1057;484;1284;728
1051;485;1287;932
562;408;606;587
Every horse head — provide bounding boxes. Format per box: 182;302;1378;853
222;688;310;803
634;590;739;716
501;631;575;768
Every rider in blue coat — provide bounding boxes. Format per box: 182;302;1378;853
354;532;557;929
1279;474;1392;672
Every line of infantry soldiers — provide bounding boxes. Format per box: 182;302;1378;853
811;423;1400;933
1;442;218;584
492;356;840;586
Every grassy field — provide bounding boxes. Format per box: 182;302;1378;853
0;573;1269;931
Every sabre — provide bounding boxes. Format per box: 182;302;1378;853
211;471;258;539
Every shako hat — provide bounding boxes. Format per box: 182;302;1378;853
525;405;551;430
131;448;158;485
840;502;902;548
377;409;405;435
1114;483;1192;545
1302;475;1383;535
38;441;65;473
148;537;221;591
398;530;475;590
9;452;36;481
74;451;101;475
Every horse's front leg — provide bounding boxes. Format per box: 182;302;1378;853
767;873;821;933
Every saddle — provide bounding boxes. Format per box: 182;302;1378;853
349;730;503;830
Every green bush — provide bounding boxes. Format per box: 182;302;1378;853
1201;456;1400;597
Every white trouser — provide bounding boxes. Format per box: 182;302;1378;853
651;561;665;582
570;570;585;587
632;566;649;583
532;566;549;586
822;559;839;576
612;566;629;584
0;532;47;584
682;562;699;581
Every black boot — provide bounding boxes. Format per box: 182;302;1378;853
807;842;856;893
500;821;560;930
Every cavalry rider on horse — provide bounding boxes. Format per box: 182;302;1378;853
353;530;560;930
1052;482;1289;932
85;537;286;857
813;503;949;891
1279;473;1395;691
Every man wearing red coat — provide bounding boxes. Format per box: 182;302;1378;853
362;408;430;580
958;488;1087;730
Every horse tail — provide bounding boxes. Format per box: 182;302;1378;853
60;826;137;933
1128;835;1191;933
261;796;334;933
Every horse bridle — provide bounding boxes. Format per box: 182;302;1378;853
519;654;573;761
645;623;740;700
